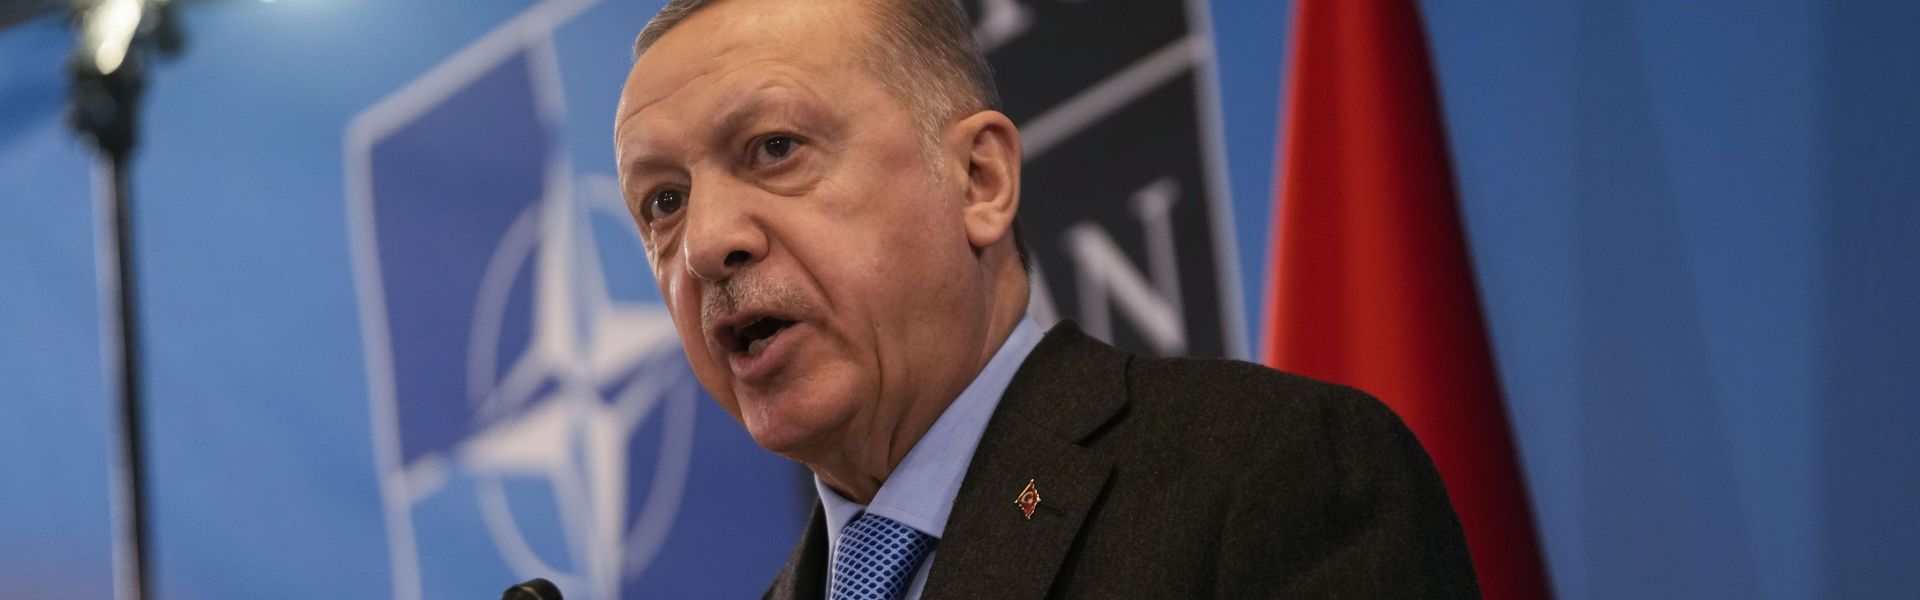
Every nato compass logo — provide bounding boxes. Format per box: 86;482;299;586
340;2;733;598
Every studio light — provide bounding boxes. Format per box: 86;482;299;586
76;0;144;75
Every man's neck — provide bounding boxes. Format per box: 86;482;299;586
817;309;1032;502
809;338;1000;503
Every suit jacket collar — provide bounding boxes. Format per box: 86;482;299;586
976;321;1130;444
921;322;1126;599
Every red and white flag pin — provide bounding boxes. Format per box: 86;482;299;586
1015;479;1041;520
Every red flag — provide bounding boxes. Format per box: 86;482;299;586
1263;1;1553;598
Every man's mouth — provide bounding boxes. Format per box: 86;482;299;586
726;315;797;356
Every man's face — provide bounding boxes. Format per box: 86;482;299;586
614;0;987;459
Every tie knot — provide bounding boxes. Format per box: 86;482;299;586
831;513;935;600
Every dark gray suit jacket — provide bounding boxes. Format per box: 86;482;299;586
764;323;1479;599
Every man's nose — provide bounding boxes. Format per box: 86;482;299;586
681;185;767;282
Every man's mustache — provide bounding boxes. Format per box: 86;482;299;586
700;272;814;330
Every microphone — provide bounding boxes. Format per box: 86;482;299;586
501;577;564;600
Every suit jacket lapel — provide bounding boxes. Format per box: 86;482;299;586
923;323;1128;599
763;502;829;600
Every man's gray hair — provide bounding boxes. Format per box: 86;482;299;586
632;0;1001;151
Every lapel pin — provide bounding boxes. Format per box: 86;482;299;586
1016;479;1041;520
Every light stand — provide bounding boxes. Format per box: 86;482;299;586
66;1;183;598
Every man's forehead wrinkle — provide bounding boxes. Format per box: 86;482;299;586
621;30;817;128
616;56;745;175
621;19;767;122
617;0;866;178
619;52;729;129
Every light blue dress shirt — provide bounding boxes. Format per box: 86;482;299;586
816;316;1044;600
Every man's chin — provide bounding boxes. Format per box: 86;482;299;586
743;422;839;462
728;364;864;453
738;398;846;461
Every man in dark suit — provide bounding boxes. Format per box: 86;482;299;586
612;0;1478;597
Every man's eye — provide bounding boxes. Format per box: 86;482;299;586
647;189;685;221
754;135;799;164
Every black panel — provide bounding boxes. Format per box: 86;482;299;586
966;0;1237;358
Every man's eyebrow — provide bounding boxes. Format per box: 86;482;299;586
622;154;679;181
716;87;814;140
715;98;779;144
619;87;812;178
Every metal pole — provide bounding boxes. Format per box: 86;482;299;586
94;146;151;600
70;16;159;597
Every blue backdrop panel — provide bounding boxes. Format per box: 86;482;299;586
363;50;551;467
0;20;114;600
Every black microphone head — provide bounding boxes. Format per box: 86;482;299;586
501;577;563;600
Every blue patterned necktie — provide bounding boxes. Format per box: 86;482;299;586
831;512;935;600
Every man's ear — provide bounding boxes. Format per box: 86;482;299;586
952;110;1022;251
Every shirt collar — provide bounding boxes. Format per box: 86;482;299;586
816;316;1045;544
